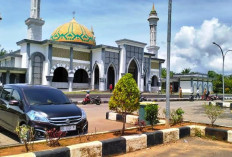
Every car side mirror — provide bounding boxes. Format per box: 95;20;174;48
9;100;19;106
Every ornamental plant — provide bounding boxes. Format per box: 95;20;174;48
109;73;140;135
135;119;146;132
145;104;159;130
45;128;66;147
170;108;185;125
203;103;224;126
15;124;34;152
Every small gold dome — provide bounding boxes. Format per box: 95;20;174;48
50;18;95;45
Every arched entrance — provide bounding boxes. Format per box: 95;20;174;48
128;60;138;83
107;65;115;89
73;69;88;83
52;67;68;82
94;65;99;89
151;75;158;86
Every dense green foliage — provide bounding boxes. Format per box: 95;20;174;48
145;104;159;129
203;103;224;126
208;70;232;93
109;73;140;134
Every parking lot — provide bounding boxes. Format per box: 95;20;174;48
1;100;232;147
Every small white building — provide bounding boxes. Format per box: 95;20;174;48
162;73;213;94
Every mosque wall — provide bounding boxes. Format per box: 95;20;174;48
20;43;28;68
102;51;119;75
30;43;47;59
125;45;143;72
73;51;90;61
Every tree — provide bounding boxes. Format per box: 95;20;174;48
161;68;174;78
109;73;140;135
0;48;7;56
181;68;191;74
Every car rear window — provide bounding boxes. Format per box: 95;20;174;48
23;88;70;105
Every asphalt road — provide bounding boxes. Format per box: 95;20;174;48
0;100;231;147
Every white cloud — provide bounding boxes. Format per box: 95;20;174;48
161;18;232;74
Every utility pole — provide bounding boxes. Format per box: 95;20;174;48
166;0;172;127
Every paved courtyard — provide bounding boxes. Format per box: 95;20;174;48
0;100;231;147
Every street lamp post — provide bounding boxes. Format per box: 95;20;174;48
212;42;232;102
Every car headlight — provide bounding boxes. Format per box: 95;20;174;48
81;109;87;119
27;110;49;123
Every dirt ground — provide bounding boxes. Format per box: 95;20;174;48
116;137;232;157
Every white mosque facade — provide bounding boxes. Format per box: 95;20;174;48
0;0;164;92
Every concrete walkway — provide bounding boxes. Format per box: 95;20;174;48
117;137;232;157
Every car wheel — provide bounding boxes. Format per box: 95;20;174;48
96;101;101;105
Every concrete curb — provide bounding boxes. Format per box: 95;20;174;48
106;112;166;125
106;112;138;124
4;125;232;157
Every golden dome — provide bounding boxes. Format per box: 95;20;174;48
50;18;95;45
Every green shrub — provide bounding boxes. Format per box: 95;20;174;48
109;73;140;135
203;103;224;126
170;108;184;125
145;104;159;130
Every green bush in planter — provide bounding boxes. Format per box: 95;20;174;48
145;104;159;130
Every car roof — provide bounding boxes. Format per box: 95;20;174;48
3;84;57;90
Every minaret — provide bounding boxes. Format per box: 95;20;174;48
25;0;45;41
147;3;160;57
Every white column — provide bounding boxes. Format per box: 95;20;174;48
148;80;151;92
140;75;144;92
99;78;105;91
119;46;126;79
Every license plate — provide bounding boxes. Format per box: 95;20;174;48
60;125;76;131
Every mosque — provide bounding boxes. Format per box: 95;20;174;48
0;0;164;92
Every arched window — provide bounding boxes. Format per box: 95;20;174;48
32;53;44;85
74;69;88;83
94;65;99;85
128;60;138;83
151;75;158;86
52;67;68;82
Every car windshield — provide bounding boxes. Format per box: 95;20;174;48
23;88;71;105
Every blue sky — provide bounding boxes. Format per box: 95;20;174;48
0;0;232;74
